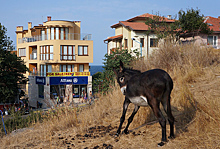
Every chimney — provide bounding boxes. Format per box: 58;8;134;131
167;15;172;20
28;22;32;30
47;16;51;21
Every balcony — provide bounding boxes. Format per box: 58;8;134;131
18;33;92;44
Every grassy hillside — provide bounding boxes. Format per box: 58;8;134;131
1;43;220;148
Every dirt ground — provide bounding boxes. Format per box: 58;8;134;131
1;65;220;149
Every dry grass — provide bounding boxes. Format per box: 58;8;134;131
1;43;220;148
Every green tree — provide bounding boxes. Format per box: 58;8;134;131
145;12;179;41
0;23;28;103
145;8;212;42
94;49;137;93
178;8;212;37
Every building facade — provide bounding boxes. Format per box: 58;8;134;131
104;13;175;57
16;16;93;108
180;16;220;49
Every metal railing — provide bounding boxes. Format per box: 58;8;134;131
18;33;92;44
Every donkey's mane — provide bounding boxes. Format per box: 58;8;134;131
124;67;141;75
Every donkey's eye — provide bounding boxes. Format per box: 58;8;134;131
119;77;124;83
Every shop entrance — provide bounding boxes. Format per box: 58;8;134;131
72;85;87;98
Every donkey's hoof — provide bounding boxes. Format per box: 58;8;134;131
157;141;166;147
168;135;175;139
122;130;129;135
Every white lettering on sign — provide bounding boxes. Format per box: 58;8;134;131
60;79;72;83
37;78;45;83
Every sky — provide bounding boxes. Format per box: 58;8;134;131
0;0;219;65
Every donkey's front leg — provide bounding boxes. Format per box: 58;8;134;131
123;105;140;134
116;97;130;136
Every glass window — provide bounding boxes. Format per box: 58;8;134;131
79;64;84;72
78;46;83;55
56;28;59;40
68;46;72;60
140;38;144;47
78;46;88;56
38;85;44;99
41;30;45;41
51;27;54;40
63;65;66;72
61;28;64;40
67;65;71;72
40;45;53;60
60;45;75;60
50;46;53;60
150;38;158;47
47;28;50;40
64;46;67;60
65;28;69;40
84;46;88;55
18;48;26;57
48;65;52;72
207;36;217;46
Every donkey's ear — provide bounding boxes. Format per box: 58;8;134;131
119;60;124;72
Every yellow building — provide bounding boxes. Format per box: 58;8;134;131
16;16;93;108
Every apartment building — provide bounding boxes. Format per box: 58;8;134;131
16;16;93;108
104;13;175;57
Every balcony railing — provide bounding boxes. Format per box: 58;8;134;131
18;33;92;44
30;53;37;60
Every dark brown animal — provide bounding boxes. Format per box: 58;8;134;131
114;61;175;146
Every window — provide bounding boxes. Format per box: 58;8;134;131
60;45;75;60
61;28;64;40
40;64;52;76
78;46;88;56
51;28;54;40
124;39;128;48
65;28;69;40
40;45;53;60
41;30;45;40
150;38;158;47
140;38;144;47
60;64;74;72
38;85;44;99
47;28;50;40
55;28;59;40
207;36;217;46
79;64;84;72
18;48;26;57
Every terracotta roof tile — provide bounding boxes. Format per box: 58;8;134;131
206;16;220;32
104;34;123;41
120;21;149;31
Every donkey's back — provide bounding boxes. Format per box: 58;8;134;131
126;69;173;103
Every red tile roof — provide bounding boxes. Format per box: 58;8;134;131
127;13;175;22
104;34;123;41
120;21;150;31
111;13;175;29
206;16;220;32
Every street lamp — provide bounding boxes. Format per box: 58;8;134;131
132;38;142;57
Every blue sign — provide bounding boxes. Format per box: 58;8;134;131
36;76;46;85
50;76;88;85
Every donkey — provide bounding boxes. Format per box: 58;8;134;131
114;61;175;146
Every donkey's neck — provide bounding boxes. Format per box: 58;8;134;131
125;68;141;77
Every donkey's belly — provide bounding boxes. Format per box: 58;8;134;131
129;96;148;107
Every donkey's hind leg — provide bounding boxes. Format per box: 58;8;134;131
161;94;175;139
123;105;140;134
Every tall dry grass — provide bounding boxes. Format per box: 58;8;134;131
1;42;220;148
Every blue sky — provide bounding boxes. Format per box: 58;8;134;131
0;0;219;65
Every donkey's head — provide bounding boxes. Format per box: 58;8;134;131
114;61;141;95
